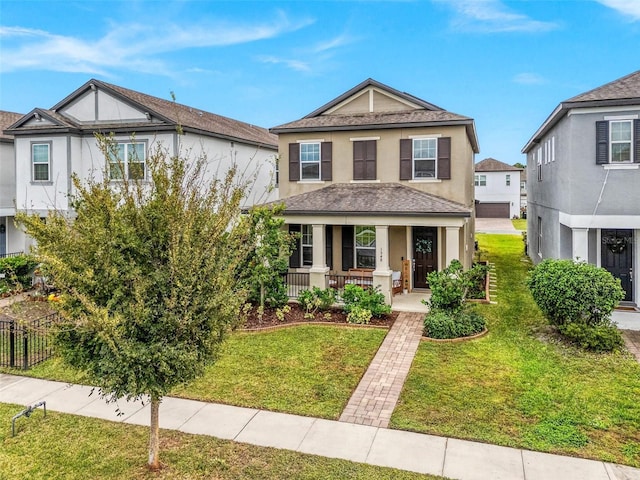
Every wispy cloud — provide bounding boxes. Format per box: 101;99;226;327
513;72;547;85
255;55;312;73
0;12;313;76
595;0;640;21
435;0;560;33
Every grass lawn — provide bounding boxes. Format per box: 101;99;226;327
511;218;527;230
391;234;640;467
3;325;387;420
0;403;442;480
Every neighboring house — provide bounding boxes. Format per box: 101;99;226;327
4;79;278;254
520;169;527;212
270;78;479;303
523;70;640;305
0;111;26;257
473;157;522;218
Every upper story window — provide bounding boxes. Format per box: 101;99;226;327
474;174;486;186
596;119;639;165
108;142;146;180
400;137;451;181
288;141;332;182
506;174;511;186
355;226;375;269
610;121;632;163
413;138;437;178
32;143;51;182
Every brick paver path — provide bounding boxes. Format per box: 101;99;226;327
339;312;424;428
622;330;640;362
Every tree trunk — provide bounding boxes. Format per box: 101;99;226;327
260;280;265;308
148;396;161;470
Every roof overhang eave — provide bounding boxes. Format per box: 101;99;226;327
280;209;471;218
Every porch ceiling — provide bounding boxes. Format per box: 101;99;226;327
272;183;471;217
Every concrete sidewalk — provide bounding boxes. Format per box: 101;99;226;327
1;374;638;480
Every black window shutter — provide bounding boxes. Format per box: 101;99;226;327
289;143;300;181
437;137;451;179
342;225;354;271
353;141;365;180
635;120;640;163
289;224;301;268
321;142;332;181
596;121;609;165
325;225;333;270
399;139;412;180
365;140;377;180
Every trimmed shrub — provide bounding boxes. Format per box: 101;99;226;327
0;254;38;292
347;306;372;325
341;284;391;318
426;260;488;312
528;259;624;327
298;287;336;315
559;322;624;352
423;309;486;339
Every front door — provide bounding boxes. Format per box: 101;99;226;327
0;219;5;257
413;227;437;289
601;229;633;302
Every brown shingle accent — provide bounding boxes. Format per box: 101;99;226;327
271;183;471;216
475;158;523;172
0;111;24;141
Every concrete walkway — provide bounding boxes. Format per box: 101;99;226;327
1;373;638;480
475;217;521;235
339;312;424;427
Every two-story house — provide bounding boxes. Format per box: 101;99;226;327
270;79;479;303
523;70;640;306
474;158;522;218
4;79;278;253
0;111;25;257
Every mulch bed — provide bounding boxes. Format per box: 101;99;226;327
242;302;398;330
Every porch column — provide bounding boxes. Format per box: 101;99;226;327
373;225;393;305
572;228;589;262
309;224;328;289
445;226;460;267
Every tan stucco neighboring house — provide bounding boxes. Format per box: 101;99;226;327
270;78;479;303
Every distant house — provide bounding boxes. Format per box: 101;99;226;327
269;78;479;303
0;111;25;256
520;168;527;212
474;158;522;218
4;79;278;254
523;70;640;305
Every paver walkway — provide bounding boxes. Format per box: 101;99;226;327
622;330;640;362
339;311;424;427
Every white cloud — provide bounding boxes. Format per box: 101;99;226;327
256;55;312;73
595;0;640;20
0;12;313;76
436;0;560;33
513;72;547;85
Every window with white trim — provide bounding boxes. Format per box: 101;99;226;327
506;174;511;186
355;226;375;269
537;216;542;255
300;142;321;180
610;120;632;163
474;174;486;186
32;143;51;182
301;225;313;267
412;138;436;178
108;142;146;180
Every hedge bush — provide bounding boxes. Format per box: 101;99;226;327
0;254;38;291
341;284;391;318
423;309;486;339
426;260;488;312
559;322;624;352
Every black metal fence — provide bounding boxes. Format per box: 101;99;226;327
282;272;310;299
0;313;59;369
0;252;24;259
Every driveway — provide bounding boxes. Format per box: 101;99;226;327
475;218;519;234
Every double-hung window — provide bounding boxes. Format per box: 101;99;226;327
610;120;632;163
474;174;486;186
506;174;511;186
300;142;321;180
413;138;436;178
108;142;146;180
355;226;375;269
32;143;51;182
301;225;313;266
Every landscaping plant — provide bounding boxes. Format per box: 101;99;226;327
528;259;624;351
341;283;391;318
298;287;336;318
16;134;255;470
346;305;372;325
0;254;38;293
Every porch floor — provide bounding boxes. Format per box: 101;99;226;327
392;291;430;313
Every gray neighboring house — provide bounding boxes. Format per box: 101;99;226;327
523;70;640;305
0;111;25;257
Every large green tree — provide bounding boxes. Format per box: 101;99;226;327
17;136;253;470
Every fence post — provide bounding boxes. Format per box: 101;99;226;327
9;321;15;368
22;325;28;370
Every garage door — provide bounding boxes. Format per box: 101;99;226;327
476;202;510;218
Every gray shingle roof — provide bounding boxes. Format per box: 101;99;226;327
271;183;471;217
475;158;522;172
565;70;640;103
0;111;23;141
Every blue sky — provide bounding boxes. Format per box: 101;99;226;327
1;0;639;164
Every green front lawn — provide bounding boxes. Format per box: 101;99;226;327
391;234;640;466
512;218;527;230
5;325;387;420
0;403;442;480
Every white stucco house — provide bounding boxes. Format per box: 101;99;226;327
474;158;522;218
0;111;25;256
3;79;278;254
